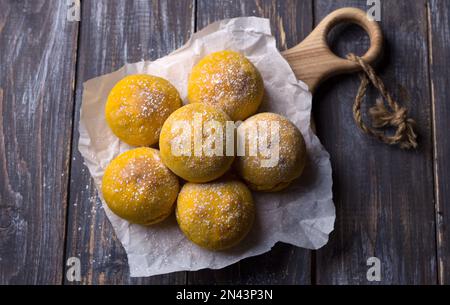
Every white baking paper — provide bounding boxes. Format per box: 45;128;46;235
79;17;335;277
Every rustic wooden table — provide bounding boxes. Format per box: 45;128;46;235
0;0;449;285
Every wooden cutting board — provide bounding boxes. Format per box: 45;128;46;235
282;7;383;93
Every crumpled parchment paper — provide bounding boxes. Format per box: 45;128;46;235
79;17;335;277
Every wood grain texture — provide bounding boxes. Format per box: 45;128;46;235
313;0;436;284
64;0;194;284
0;0;79;284
189;0;313;284
283;7;383;93
0;0;442;285
429;0;450;284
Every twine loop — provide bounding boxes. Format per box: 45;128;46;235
347;53;418;149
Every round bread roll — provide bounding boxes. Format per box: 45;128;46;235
105;74;182;146
187;50;264;121
101;147;179;225
236;112;307;192
176;179;255;250
159;103;234;183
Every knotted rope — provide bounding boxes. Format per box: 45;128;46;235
346;53;418;149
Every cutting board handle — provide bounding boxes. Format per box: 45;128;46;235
282;7;383;93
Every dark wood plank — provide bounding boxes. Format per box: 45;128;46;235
429;0;450;284
0;0;79;284
313;0;436;284
188;0;313;285
64;0;194;284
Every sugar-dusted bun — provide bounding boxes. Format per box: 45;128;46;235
188;50;264;121
159;103;234;183
105;74;182;146
176;179;255;250
102;147;179;225
236;112;307;192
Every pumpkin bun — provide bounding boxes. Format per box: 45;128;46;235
102;147;179;225
187;50;264;121
159;103;235;183
236;112;307;192
176;179;255;250
105;74;182;146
